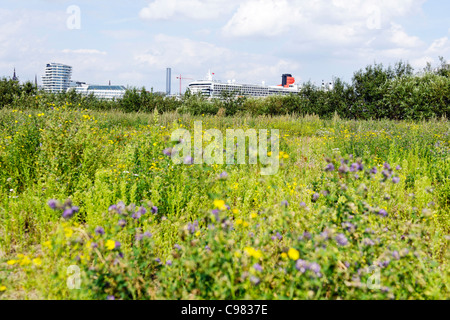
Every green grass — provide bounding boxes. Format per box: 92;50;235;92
0;106;449;299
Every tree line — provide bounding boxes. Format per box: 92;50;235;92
1;57;449;120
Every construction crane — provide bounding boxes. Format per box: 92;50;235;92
176;75;193;96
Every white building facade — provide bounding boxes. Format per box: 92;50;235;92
42;63;72;93
70;84;126;100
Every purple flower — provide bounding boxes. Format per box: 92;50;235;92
163;148;173;156
298;231;311;241
295;259;309;273
320;230;329;241
325;163;335;172
392;251;400;260
132;212;142;219
392;177;400;184
174;244;182;250
135;234;144;241
187;221;198;234
338;164;349;173
309;262;321;275
396;165;402;170
151;206;158;214
211;209;220;221
144;232;152;238
95;226;105;235
250;276;260;286
377;209;388;217
219;171;228;180
183;156;193;164
271;232;282;241
118;219;126;228
349;163;358;172
281;200;289;207
336;233;349;246
117;201;126;212
107;295;115;300
48;199;59;210
382;170;391;178
253;263;263;272
205;245;211;251
115;241;121;249
384;162;391;170
378;260;390;268
108;204;117;212
71;206;80;213
137;206;147;215
62;208;74;219
166;260;173;266
342;222;355;233
370;167;377;174
299;202;306;208
312;193;320;202
363;238;375;246
91;242;98;249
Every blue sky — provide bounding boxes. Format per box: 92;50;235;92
1;0;449;92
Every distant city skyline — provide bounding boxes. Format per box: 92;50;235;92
1;0;449;92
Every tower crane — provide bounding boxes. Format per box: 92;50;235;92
176;75;193;96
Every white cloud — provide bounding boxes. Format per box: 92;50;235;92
222;0;426;41
139;0;239;21
62;49;107;55
134;34;301;85
426;37;450;55
389;23;423;48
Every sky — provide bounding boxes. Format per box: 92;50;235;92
1;0;449;93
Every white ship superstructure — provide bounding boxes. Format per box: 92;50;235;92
188;71;301;98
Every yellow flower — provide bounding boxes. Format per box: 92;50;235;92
232;208;239;214
250;212;258;219
244;247;255;256
195;231;201;237
281;252;288;259
235;219;243;225
32;258;42;266
43;241;52;249
106;240;116;250
19;256;31;266
253;250;263;259
64;227;73;238
283;154;289;159
243;222;249;228
0;286;6;292
288;248;300;261
7;260;17;265
234;251;242;258
214;199;227;211
244;247;263;259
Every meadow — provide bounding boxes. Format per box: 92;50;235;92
0;105;449;300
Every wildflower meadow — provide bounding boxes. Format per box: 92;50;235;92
0;102;448;300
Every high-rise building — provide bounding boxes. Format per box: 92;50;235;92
166;68;171;95
42;63;72;93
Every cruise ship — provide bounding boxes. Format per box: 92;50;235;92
187;71;301;98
